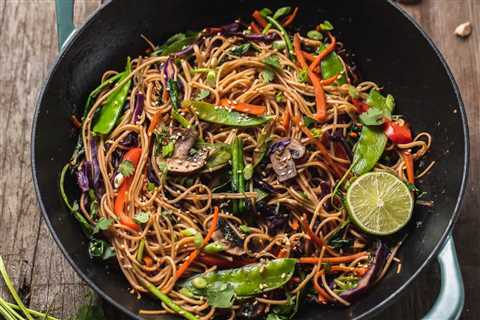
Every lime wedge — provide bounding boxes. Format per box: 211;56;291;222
345;171;413;236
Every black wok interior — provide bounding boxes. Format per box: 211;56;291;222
32;0;468;319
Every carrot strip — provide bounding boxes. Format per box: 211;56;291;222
299;251;369;264
309;32;336;73
70;115;82;128
289;217;299;231
301;215;325;248
148;111;162;136
313;270;331;303
281;7;299;27
252;10;268;28
303;51;315;63
143;256;154;267
219;98;266;116
281;111;290;131
321;74;340;86
250;22;261;34
175;207;220;279
293;33;327;121
402;151;415;184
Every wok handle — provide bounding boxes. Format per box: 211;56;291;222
55;0;75;50
423;235;464;320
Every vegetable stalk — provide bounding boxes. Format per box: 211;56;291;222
231;137;246;214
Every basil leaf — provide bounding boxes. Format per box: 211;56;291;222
359;108;385;126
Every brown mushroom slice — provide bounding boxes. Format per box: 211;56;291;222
212;225;246;256
270;148;297;182
166;148;208;174
286;139;306;159
171;128;197;158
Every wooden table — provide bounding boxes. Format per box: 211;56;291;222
0;0;477;318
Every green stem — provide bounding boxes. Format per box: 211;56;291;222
59;163;73;211
0;257;33;320
83;71;125;120
3;302;59;320
140;278;200;320
0;298;25;320
266;16;293;57
0;304;16;320
136;239;145;262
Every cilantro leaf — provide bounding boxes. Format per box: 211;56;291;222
206;283;236;308
303;116;315;128
162;141;175;158
367;89;395;117
263;55;281;70
273;7;291;20
261;69;275;83
319;20;334;31
275;92;285;103
297;68;308;83
134;211;150;224
147;182;156;192
119;160;135;177
195;89;210;101
93;218;113;234
231;43;251;56
348;84;359;99
88;239;115;261
359;108;385;126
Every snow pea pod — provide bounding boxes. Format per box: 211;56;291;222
351;126;387;175
231;136;246;214
167;79;191;128
83;71;125;120
183;100;273;127
92;59;132;135
366;89;395;117
182;258;296;297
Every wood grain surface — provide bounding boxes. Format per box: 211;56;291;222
0;0;478;319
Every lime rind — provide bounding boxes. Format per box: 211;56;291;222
346;171;414;236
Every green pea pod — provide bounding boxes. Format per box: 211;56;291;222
182;258;297;297
351;126;387;175
83;71;125;120
167;79;191;128
265;16;294;57
317;43;347;85
92;59;132;135
152;34;198;56
231;136;246;214
183;100;273;127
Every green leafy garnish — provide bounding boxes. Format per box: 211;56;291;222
147;182;156;192
231;43;251;56
303;116;316;128
261;69;275;83
273;7;291;20
162;141;175;158
366;89;395;118
319;20;334;31
307;30;323;40
195;89;210;101
348;85;359;99
88;239;116;260
243;163;254;180
359;108;385;126
119;160;135;177
297;68;308;83
134;211;150;224
254;188;270;201
275;92;285;103
259;8;273;17
93;218;113;234
273;40;286;50
239;225;252;234
206;70;216;87
263;55;281;70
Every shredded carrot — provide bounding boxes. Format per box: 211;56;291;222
299;251;369;264
281;110;291;131
302;51;315;63
313;270;331;303
301;215;325;248
143;256;154;267
70;115;82;128
292;115;344;178
277;248;289;258
320;74;340;86
349;131;358;138
252;10;268;28
250;22;261;34
290;217;299;231
402;151;415;184
330;265;368;276
175;207;220;279
309;32;336;73
281;7;299;27
219;98;266;116
293;34;327;121
162;86;169;103
148;111;162;136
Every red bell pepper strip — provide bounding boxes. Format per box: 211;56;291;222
281;7;299;27
250;22;261;34
252;10;268;28
384;120;413;144
352;99;369;113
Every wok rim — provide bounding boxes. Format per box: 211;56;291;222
31;0;470;319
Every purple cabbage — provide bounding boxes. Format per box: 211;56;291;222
163;57;174;82
256;202;288;235
205;22;242;36
132;92;144;123
119;133;138;148
268;138;290;155
326;129;353;161
75;162;90;192
147;162;160;185
253;177;277;194
338;241;388;302
88;138;104;198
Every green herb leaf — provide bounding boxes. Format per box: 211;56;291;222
261;69;275;83
162;141;175;158
88;239;116;260
311;128;322;138
231;43;251;56
367;89;395;117
195;89;210;101
263;55;281;70
206;283;236;308
303;116;315;128
329;238;353;249
359;108;385;126
207;70;216;87
93;218;113;234
119;160;135;177
348;85;359;99
297;68;308;83
243;163;254;180
239;225;252;234
275;92;285;103
319;20;334;31
147;182;156;192
259;8;273;17
134;211;150;224
273;7;291;20
307;30;323;40
254;188;270;201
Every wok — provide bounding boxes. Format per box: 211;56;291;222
32;0;469;319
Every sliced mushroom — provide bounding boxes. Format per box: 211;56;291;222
212;222;246;256
161;128;208;174
269;138;304;182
